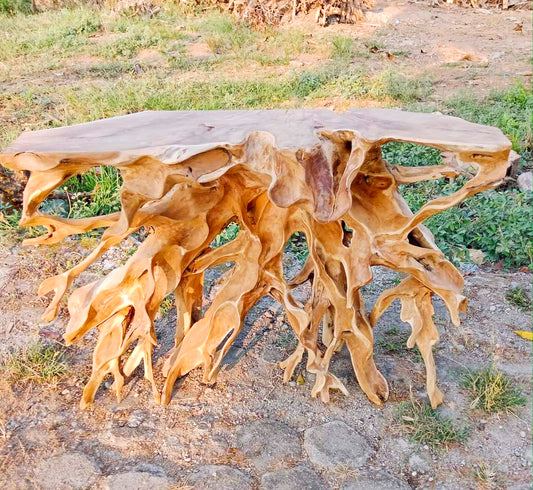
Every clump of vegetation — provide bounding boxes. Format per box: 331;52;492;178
331;35;354;60
373;70;433;103
0;0;32;15
211;221;240;248
396;397;470;449
159;294;175;317
382;142;533;269
376;327;407;355
285;232;308;263
460;364;526;413
505;285;531;311
444;83;532;154
473;461;499;488
2;343;67;383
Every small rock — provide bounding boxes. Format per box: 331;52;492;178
261;465;327;490
236;419;301;472
517;171;532;192
126;410;145;428
409;453;431;474
304;420;371;470
341;470;410;489
188;465;252;490
467;249;485;265
35;453;99;489
459;262;479;274
103;471;171;490
101;259;116;272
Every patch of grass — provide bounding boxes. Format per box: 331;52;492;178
266;28;307;59
382;141;442;167
460;364;526;413
159;295;175;317
0;0;32;15
505;285;531;311
373;70;433;103
196;13;258;58
383;142;533;268
376;327;406;355
2;343;67;383
396;397;470;449
285;232;308;263
277;330;296;348
423;190;533;268
0;7;103;61
443;82;532;154
211;221;240;248
473;461;499;488
376;327;428;362
364;38;385;53
0;202;45;242
331;35;354;60
63;166;122;218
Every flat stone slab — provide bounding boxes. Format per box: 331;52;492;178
304;420;371;470
34;452;99;490
236;419;302;472
261;465;328;490
341;471;411;489
103;471;171;490
188;465;253;490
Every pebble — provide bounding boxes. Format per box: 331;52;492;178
35;453;99;489
304;420;371;470
104;471;171;490
235;419;302;472
188;465;252;489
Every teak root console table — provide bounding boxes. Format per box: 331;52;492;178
0;109;511;409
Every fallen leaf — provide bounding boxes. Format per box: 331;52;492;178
296;372;305;385
514;330;533;341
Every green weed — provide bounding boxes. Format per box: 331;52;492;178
505;286;531;311
396;397;470;449
285;232;308;263
443;82;532;154
382;142;533;269
0;0;32;15
63;167;122;218
461;364;526;413
159;295;175;316
331;35;354;60
211;222;240;248
2;343;67;383
373;70;433;103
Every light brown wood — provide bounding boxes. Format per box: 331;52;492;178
0;109;511;409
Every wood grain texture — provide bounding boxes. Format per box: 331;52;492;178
0;109;511;409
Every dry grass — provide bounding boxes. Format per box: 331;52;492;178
1;343;68;383
396;397;470;449
461;364;526;414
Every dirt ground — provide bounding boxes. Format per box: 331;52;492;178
0;238;531;489
315;0;531;97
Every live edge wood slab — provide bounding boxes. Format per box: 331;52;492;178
0;109;511;410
